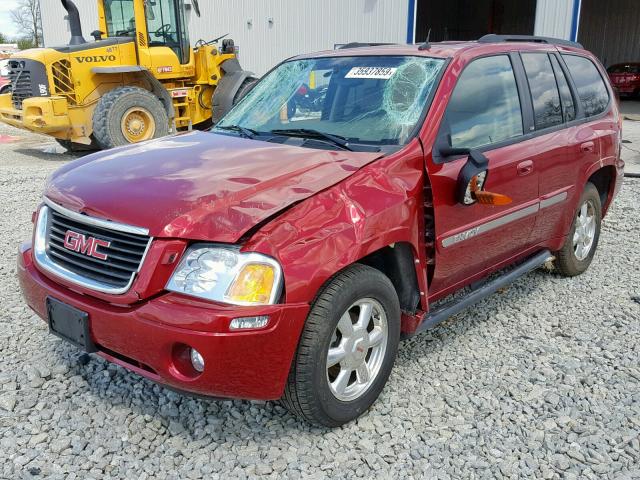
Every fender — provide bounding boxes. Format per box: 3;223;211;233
91;66;175;123
211;58;254;124
245;143;430;309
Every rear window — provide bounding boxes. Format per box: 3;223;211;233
550;55;576;122
521;53;563;130
562;55;609;118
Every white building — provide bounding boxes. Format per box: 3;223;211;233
39;0;639;75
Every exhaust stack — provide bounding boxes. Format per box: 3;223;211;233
61;0;86;45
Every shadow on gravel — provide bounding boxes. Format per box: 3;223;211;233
399;268;555;360
13;147;87;161
48;341;321;437
40;267;562;437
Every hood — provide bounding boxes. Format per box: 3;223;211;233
45;132;383;242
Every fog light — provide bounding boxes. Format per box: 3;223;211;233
190;348;205;373
230;315;269;330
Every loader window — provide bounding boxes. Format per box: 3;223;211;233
104;0;136;37
145;0;191;64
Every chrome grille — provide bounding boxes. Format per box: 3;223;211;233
35;202;151;293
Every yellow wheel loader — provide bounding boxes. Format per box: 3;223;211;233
0;0;257;150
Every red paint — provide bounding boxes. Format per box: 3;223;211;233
17;41;623;401
0;135;20;143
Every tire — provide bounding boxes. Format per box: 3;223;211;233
282;264;401;427
55;137;99;153
93;86;169;149
233;77;258;104
0;85;11;95
553;182;602;277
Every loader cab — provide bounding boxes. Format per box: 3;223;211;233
101;0;192;65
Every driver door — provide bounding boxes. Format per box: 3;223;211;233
427;54;540;296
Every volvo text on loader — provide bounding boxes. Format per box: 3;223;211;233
0;0;256;150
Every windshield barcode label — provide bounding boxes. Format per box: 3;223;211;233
345;67;398;79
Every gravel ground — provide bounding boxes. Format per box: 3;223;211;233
1;122;639;480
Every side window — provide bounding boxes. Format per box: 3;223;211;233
562;55;610;117
521;53;563;130
444;55;523;150
549;55;576;122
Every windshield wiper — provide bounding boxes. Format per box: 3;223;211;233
269;128;354;151
216;124;258;139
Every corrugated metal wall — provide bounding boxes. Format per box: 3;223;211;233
39;0;409;76
187;0;409;75
40;0;101;47
533;0;574;40
578;0;640;67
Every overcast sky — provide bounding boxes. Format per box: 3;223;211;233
0;0;22;40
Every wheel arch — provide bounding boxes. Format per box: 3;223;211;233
357;243;421;315
91;66;175;123
211;58;255;124
586;164;617;217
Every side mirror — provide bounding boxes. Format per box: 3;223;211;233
454;149;489;205
439;142;511;206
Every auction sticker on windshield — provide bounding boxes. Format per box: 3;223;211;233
345;67;398;79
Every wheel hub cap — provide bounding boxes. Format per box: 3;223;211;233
121;107;155;143
573;200;596;261
326;298;388;402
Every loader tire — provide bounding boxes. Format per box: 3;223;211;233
233;77;259;104
93;87;169;149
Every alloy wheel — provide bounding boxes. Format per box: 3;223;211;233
326;298;388;402
573;199;596;261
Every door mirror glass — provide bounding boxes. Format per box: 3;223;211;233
455;150;489;205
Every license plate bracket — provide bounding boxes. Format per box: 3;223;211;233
46;297;97;353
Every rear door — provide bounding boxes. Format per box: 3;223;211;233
533;53;613;241
427;54;540;296
519;52;575;244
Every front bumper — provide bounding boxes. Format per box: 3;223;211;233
17;244;310;401
0;93;71;134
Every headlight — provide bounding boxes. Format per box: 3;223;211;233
166;245;283;305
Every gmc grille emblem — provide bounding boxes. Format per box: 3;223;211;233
63;230;111;261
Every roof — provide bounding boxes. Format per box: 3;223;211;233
292;39;586;62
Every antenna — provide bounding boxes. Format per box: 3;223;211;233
418;28;432;50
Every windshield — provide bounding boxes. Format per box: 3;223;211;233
216;56;445;147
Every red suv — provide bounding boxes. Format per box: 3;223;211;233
18;35;623;426
607;62;640;97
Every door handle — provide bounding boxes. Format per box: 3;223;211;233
517;160;534;176
581;141;595;153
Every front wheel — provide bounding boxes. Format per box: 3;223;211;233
282;264;400;427
553;182;602;276
93;87;169;149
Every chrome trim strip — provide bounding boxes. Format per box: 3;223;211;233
540;191;568;209
441;191;569;248
33;206;153;295
442;204;539;248
44;197;150;236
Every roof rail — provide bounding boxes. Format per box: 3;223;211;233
337;42;395;50
477;34;583;49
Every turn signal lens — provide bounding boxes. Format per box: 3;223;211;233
225;264;276;305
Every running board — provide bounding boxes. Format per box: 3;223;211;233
415;250;553;335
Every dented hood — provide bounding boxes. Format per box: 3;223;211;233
45;132;382;242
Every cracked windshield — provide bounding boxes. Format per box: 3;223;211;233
215;56;445;150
